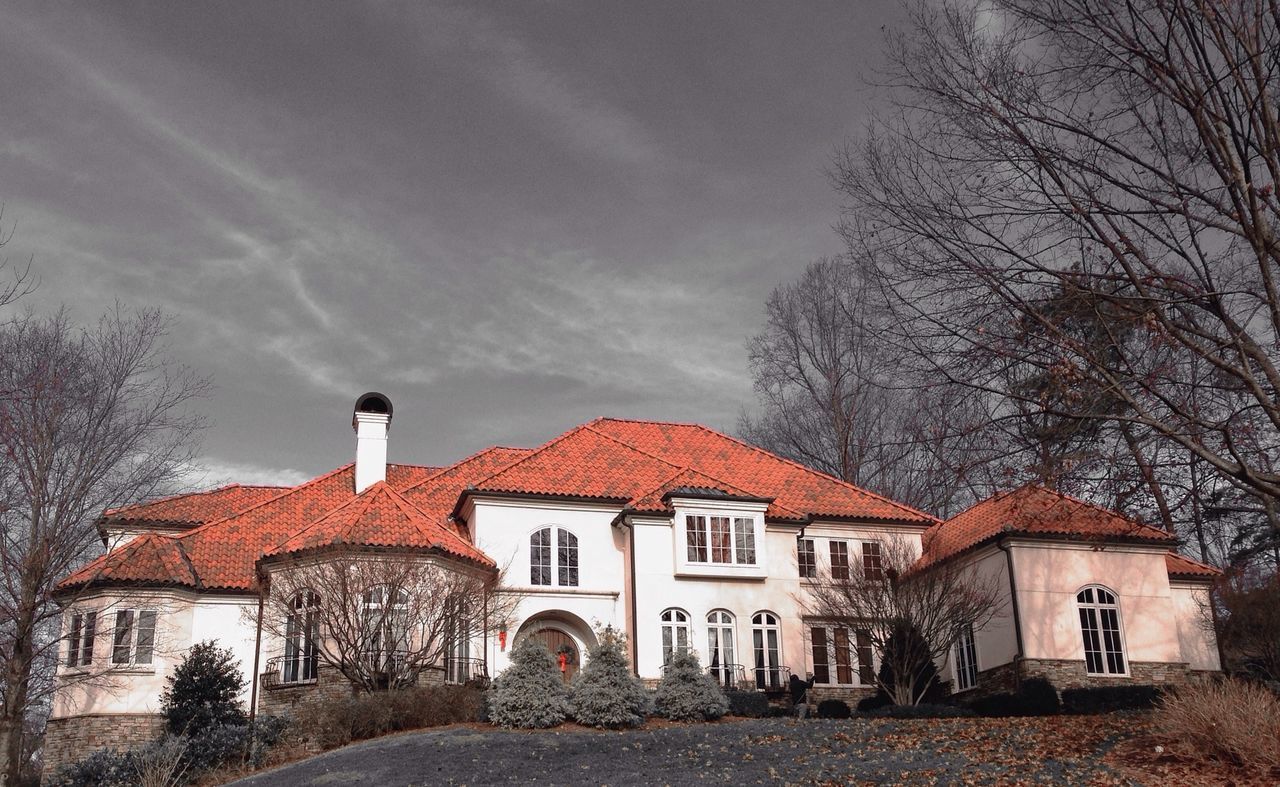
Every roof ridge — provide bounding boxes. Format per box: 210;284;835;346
1036;484;1170;537
398;446;529;495
176;462;355;545
381;484;481;553
686;422;938;522
591;416;706;428
580;425;687;471
469;423;619;489
272;479;380;552
102;482;287;517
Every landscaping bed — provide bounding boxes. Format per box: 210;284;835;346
228;711;1269;786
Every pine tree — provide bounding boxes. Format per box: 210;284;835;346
487;637;571;728
160;640;247;736
653;651;728;721
570;626;651;728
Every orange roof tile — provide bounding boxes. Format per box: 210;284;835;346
1165;552;1221;581
101;484;289;529
919;484;1177;569
60;533;198;589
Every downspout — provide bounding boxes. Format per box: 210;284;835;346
627;518;639;676
246;589;265;764
997;539;1025;689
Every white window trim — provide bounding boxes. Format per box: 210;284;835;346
671;498;768;579
110;608;159;670
529;525;580;588
797;538;817;580
809;623;876;687
1076;584;1130;677
951;624;979;693
660;608;692;665
63;609;98;671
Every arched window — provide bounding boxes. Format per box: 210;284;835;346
363;585;409;675
751;612;782;689
531;527;579;587
284;590;319;684
1077;586;1126;675
706;610;737;687
660;608;691;665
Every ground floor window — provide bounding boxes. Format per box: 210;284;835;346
284;591;319;683
953;624;978;691
661;608;691;665
1077;586;1126;675
706;610;737;687
810;625;873;685
751;611;783;689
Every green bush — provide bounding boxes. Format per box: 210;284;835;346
182;716;290;773
725;689;770;718
309;685;485;748
488;637;571;728
1061;684;1160;714
654;651;729;721
877;622;946;705
570;626;652;728
160;640;247;736
816;699;851;719
856;693;892;713
1019;678;1061;715
47;749;137;787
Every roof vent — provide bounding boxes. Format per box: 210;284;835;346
352;392;392;493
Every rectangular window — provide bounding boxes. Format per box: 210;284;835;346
709;516;732;563
733;517;755;564
954;624;978;691
856;629;874;685
798;539;816;579
830;541;850;580
685;515;708;562
111;609;157;666
862;541;884;581
811;627;830;684
833;627;853;684
66;611;96;668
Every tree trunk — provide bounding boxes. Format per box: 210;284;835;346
2;635;32;786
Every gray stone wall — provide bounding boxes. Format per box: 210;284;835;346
42;714;166;778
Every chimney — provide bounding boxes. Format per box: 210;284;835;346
352;392;393;493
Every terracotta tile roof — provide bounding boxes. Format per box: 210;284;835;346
1166;552;1221;581
266;481;494;566
919;484;1178;569
60;533;198;589
100;484;289;529
626;467;806;520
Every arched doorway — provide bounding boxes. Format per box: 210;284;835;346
513;610;597;685
529;628;579;683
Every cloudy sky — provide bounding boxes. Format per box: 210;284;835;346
1;1;902;486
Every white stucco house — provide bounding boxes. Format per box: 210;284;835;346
44;393;1220;771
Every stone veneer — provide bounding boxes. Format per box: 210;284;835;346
42;713;166;777
952;657;1193;701
806;684;876;706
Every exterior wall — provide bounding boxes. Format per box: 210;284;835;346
42;713;165;776
1019;657;1189;690
939;546;1020;694
1169;582;1221;671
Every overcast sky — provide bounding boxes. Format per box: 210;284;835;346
1;1;903;487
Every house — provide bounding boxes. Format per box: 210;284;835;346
43;393;1220;771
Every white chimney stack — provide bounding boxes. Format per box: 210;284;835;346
352;392;393;493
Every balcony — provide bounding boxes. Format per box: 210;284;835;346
444;657;489;686
261;654;318;691
706;663;747;691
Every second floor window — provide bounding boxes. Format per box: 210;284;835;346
861;541;884;581
66;610;96;668
531;527;579;586
686;515;756;565
798;539;816;579
829;541;850;580
111;609;157;666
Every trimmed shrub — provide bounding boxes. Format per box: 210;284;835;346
1018;678;1061;715
182;716;291;773
877;622;946;705
863;703;976;719
570;626;652;728
654;651;729;721
309;685;485;747
856;693;892;713
968;692;1025;717
48;749;137;787
1155;679;1280;773
725;689;770;718
816;699;851;719
1061;684;1160;714
160;640;247;736
488;637;571;728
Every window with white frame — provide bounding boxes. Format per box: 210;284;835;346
1077;586;1126;675
531;527;578;586
953;624;978;691
751;611;783;689
283;590;319;684
111;609;157;666
810;625;873;685
861;541;884;581
660;608;691;665
685;515;756;565
798;538;816;579
362;585;409;672
66;610;96;668
706;610;737;687
829;541;850;580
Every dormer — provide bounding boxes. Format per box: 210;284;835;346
667;487;771;579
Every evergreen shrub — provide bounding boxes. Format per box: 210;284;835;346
570;626;652;728
1061;684;1160;714
724;689;770;718
160;641;247;736
487;637;571;728
816;699;851;719
653;651;729;721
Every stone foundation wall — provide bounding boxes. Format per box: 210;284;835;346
807;685;876;707
1019;658;1190;691
42;713;166;778
257;664;355;720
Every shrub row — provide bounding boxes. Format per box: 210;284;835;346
968;678;1061;717
1060;684;1160;714
310;684;486;748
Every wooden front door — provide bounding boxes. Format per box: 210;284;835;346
531;629;579;683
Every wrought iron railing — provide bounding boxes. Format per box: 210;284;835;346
262;654;318;690
706;663;747;690
444;657;488;686
753;664;793;692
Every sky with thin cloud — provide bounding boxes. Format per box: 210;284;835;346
0;1;903;487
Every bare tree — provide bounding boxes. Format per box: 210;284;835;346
804;535;1004;705
259;552;514;694
0;307;207;784
1210;567;1280;681
835;0;1280;531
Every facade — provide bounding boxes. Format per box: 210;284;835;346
44;394;1221;772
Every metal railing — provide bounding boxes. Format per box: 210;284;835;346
752;665;793;692
444;657;488;686
262;654;318;691
706;663;747;690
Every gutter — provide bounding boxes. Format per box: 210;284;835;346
997;537;1025;688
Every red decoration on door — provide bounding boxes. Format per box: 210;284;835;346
558;652;568;673
498;630;507;651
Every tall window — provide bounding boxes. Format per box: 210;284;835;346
66;610;96;668
660;608;691;665
861;541;884;581
363;585;408;673
446;616;472;684
953;624;978;691
706;610;737;687
686;515;757;565
829;541;850;580
811;625;873;685
1077;586;1126;675
751;612;782;689
284;591;319;684
531;527;579;587
111;610;156;666
798;538;816;579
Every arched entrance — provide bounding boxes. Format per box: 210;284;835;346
513;610;598;685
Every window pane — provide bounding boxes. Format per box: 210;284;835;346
811;627;829;684
67;614;82;667
558;529;579;587
112;611;134;665
862;541;884;581
81;612;96;667
834;627;853;684
1079;608;1103;674
733;518;756;564
686;516;707;562
710;516;732;563
798;539;816;579
135;611;156;665
830;541;849;580
954;625;977;691
531;528;551;585
856;629;875;685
